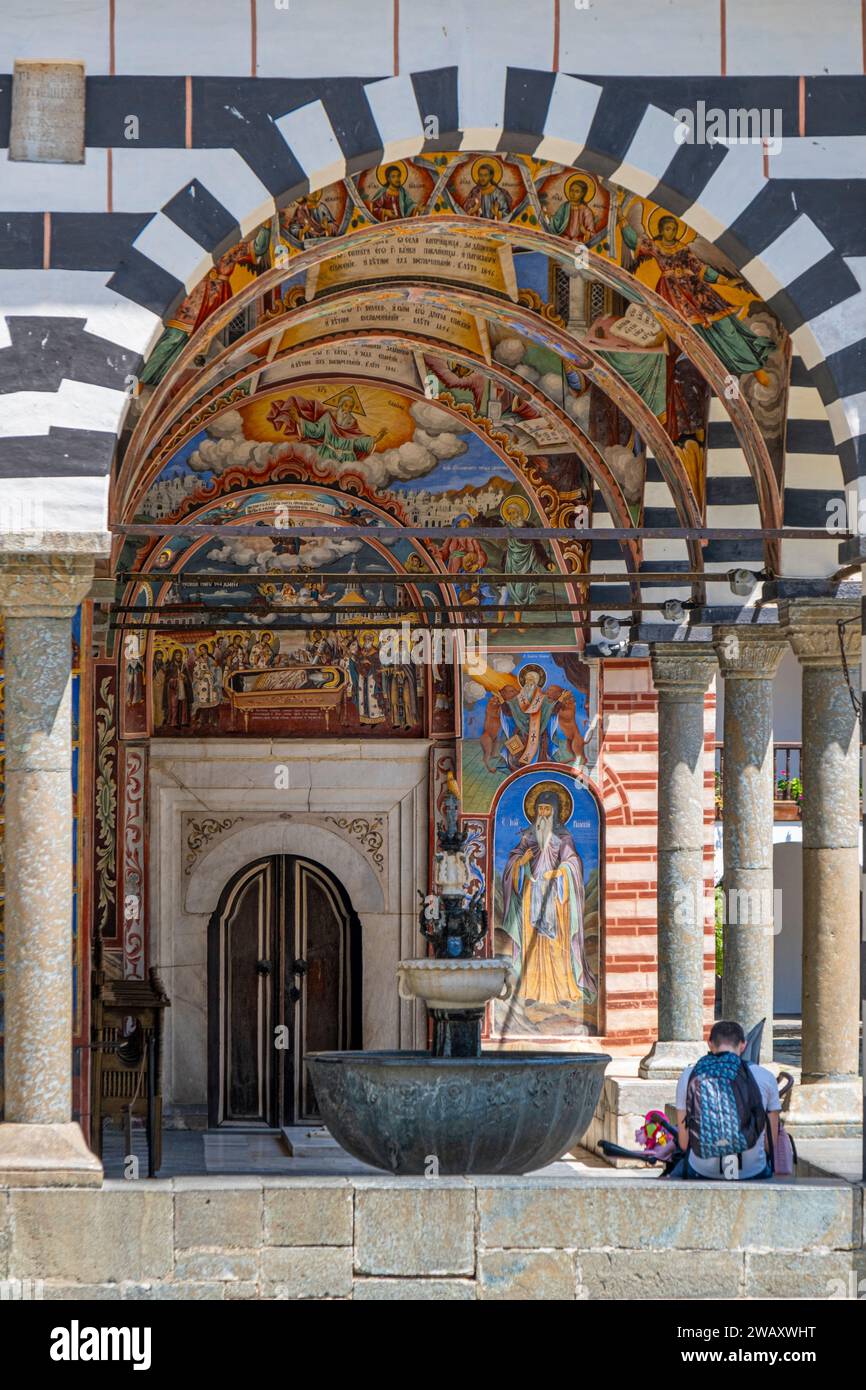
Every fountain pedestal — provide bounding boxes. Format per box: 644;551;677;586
397;955;517;1058
429;1009;483;1058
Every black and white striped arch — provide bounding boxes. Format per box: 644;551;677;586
0;67;863;560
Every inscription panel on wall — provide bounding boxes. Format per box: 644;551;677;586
9;61;85;164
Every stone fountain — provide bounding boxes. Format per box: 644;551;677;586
307;779;609;1174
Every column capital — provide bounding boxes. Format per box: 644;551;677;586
650;643;716;699
0;548;104;617
712;626;787;679
780;598;860;669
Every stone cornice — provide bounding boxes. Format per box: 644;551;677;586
712;627;788;679
780;598;861;669
0;552;102;617
650;643;717;699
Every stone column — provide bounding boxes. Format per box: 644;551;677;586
0;545;105;1185
713;628;786;1063
783;599;861;1092
640;645;716;1079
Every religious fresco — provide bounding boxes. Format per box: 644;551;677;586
138;383;480;517
355;159;436;222
535;168;612;253
460;651;593;815
140;235;265;388
123;521;433;738
133;152;789;498
442;153;530;222
131;383;585;650
491;770;600;1039
611;192;789;481
143;623;425;739
109;150;797;1064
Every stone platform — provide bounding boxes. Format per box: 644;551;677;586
1;1175;862;1300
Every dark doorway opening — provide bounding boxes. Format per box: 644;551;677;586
208;854;361;1128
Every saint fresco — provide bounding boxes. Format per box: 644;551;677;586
354;160;436;222
492;772;599;1038
444;154;527;221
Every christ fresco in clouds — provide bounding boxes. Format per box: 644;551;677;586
267;390;387;463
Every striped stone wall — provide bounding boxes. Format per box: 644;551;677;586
598;660;716;1048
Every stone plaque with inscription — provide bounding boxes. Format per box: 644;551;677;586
9;61;85;164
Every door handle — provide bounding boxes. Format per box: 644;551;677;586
292;957;308;976
256;958;272;975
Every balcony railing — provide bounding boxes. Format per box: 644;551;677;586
714;742;802;820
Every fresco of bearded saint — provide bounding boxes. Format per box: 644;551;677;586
501;782;596;1006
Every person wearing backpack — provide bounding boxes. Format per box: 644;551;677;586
675;1020;781;1179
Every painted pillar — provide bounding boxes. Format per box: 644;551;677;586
713;628;786;1063
0;548;103;1184
640;645;716;1079
783;599;861;1083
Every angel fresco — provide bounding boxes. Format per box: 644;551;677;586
140;235;266;386
621;208;772;386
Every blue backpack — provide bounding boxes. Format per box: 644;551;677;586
685;1053;767;1160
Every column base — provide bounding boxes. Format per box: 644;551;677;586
783;1078;863;1139
0;1122;103;1187
638;1039;707;1080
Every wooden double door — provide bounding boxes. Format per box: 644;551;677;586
208;855;361;1128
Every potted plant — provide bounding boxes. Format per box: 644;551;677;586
775;774;802;820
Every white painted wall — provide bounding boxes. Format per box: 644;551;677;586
148;739;430;1122
715;646;802;743
2;1;861;80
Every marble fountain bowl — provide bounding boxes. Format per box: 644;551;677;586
305;1050;611;1175
396;955;516;1011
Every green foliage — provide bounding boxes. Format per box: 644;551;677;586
776;774;803;804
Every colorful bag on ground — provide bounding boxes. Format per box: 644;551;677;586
772;1121;796;1175
685;1052;767;1160
635;1109;677;1158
